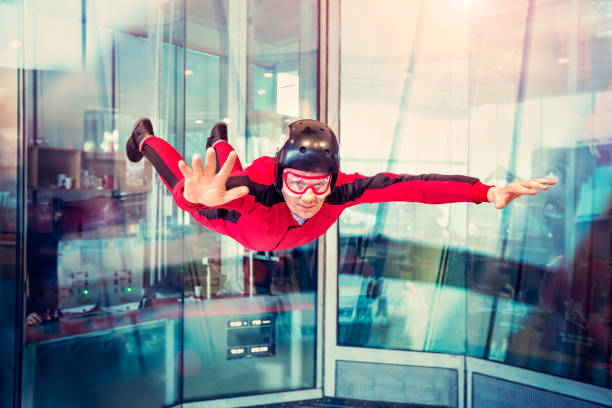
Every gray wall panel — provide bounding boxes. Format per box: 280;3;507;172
336;360;458;407
473;374;608;408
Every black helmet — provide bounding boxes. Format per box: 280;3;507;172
274;119;340;193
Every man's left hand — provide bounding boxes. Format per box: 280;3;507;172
487;178;557;209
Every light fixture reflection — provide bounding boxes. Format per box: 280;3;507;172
185;69;194;76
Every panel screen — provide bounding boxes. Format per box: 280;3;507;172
226;317;275;359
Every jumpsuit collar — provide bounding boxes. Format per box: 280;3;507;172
290;212;308;225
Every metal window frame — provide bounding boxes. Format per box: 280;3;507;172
320;0;339;396
181;1;329;405
13;2;27;408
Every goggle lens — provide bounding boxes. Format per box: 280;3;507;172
283;171;331;195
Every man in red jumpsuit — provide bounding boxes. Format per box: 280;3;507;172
126;118;555;251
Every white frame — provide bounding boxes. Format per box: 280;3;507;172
321;0;340;395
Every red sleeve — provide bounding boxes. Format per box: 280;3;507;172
471;180;493;204
171;179;204;212
170;156;277;214
327;172;493;206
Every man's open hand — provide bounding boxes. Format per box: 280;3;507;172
487;178;556;209
178;148;249;207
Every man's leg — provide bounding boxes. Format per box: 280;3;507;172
126;118;243;193
206;122;243;174
126;118;185;192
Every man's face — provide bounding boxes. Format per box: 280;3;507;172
281;168;332;219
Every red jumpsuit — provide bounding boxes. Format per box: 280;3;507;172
141;136;493;251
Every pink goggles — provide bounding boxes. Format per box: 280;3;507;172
283;171;331;195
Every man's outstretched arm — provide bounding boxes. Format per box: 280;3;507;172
327;172;555;208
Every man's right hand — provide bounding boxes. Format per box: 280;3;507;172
178;148;249;207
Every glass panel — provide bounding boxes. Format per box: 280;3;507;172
467;0;612;388
0;1;21;405
181;0;319;401
22;1;185;407
339;0;611;390
338;0;469;354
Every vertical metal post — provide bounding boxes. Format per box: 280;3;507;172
147;3;160;285
14;2;27;407
220;0;248;293
299;0;318;119
249;251;254;297
322;0;341;397
206;264;211;300
165;317;176;405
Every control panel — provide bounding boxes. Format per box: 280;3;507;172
226;317;275;360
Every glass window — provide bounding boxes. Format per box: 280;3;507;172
338;0;469;355
467;0;612;388
22;2;185;407
181;0;319;401
17;0;320;405
339;0;611;390
0;2;21;405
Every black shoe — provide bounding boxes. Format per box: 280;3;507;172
206;122;228;149
126;118;154;163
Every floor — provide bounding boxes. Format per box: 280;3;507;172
252;397;446;408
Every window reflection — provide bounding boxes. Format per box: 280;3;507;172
23;2;184;407
339;0;469;355
467;0;612;388
180;0;319;401
339;0;611;390
0;33;20;405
